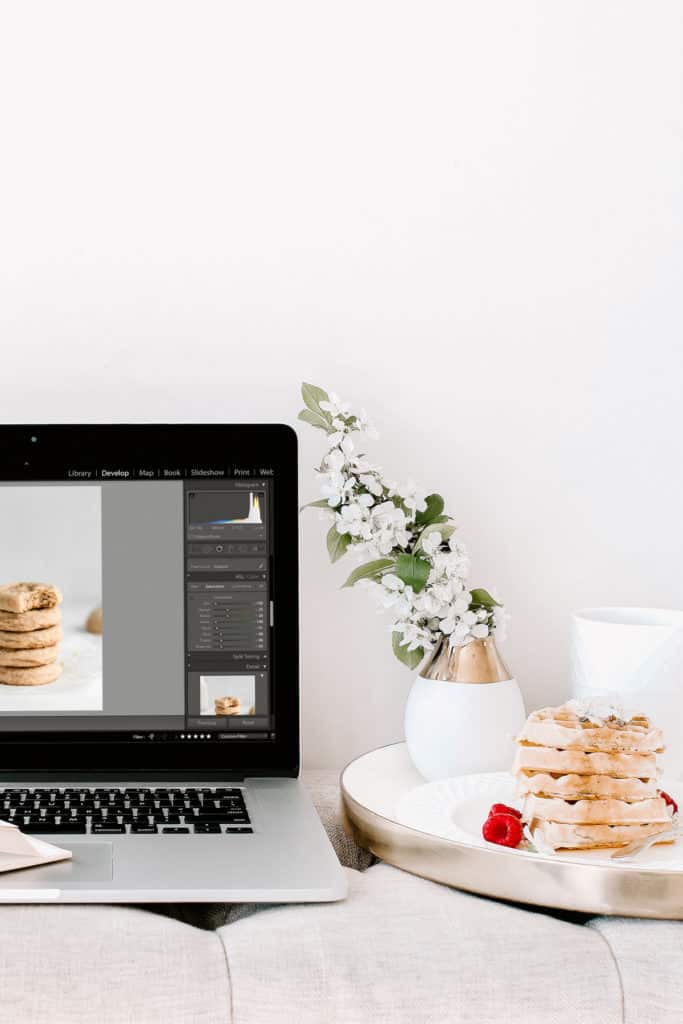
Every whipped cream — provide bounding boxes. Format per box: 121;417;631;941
565;697;630;727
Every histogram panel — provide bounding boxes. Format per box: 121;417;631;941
187;490;266;540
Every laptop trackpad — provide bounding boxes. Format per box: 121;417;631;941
0;842;113;888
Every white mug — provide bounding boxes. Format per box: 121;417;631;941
570;606;683;778
571;607;683;695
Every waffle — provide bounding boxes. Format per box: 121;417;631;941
523;794;670;826
517;771;659;802
514;701;675;851
532;820;673;852
518;705;663;754
513;745;657;780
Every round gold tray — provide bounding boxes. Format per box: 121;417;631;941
340;743;683;919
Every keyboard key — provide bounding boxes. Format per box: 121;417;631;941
130;824;157;834
225;827;253;834
27;823;87;834
191;810;250;822
193;822;221;834
161;827;190;834
92;824;126;834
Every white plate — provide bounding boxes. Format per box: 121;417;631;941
395;771;683;870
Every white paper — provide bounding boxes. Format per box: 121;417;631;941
0;820;72;872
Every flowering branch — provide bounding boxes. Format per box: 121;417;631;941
299;383;507;669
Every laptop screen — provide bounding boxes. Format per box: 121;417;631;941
0;468;277;748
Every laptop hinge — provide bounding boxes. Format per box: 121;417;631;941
0;771;248;783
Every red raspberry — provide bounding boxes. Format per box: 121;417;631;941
482;812;523;848
659;790;678;815
488;803;522;820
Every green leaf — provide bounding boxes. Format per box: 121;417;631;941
394;552;431;593
302;498;335;510
469;587;501;609
388;494;410;516
301;383;333;423
416;522;455;550
342;558;395;588
298;408;332;433
392;631;425;670
326;523;350;563
415;493;445;526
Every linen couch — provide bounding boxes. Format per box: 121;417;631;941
0;771;676;1023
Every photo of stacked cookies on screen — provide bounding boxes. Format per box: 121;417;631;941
514;701;675;851
214;696;241;716
0;583;63;687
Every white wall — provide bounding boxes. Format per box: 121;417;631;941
1;2;682;767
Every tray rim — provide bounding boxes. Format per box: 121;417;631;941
340;742;683;919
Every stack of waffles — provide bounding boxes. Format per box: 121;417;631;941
513;702;674;851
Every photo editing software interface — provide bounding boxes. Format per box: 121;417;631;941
0;467;277;743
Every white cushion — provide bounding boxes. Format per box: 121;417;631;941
219;863;622;1023
0;903;229;1023
589;916;683;1024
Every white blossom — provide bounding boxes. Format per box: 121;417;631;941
303;384;507;662
320;392;352;419
356;409;379;439
324;448;345;472
396;480;428;514
421;531;442;556
359;473;384;497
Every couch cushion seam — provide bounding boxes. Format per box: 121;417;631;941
215;930;235;1024
591;925;626;1024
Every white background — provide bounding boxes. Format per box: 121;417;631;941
1;3;682;765
0;487;101;605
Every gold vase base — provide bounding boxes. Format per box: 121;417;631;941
421;636;511;684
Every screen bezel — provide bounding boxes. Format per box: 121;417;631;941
0;423;300;778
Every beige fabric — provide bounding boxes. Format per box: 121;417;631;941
161;770;371;930
588;917;683;1024
0;904;229;1023
302;770;375;872
219;863;622;1024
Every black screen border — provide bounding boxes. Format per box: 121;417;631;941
0;424;299;778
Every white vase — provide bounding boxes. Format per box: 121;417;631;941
404;637;526;781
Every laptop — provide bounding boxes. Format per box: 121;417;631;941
0;424;346;904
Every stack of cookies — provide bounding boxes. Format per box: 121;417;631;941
214;696;240;716
0;583;63;687
514;701;674;851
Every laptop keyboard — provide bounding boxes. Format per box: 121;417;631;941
0;787;252;835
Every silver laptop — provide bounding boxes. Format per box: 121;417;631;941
0;424;346;904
